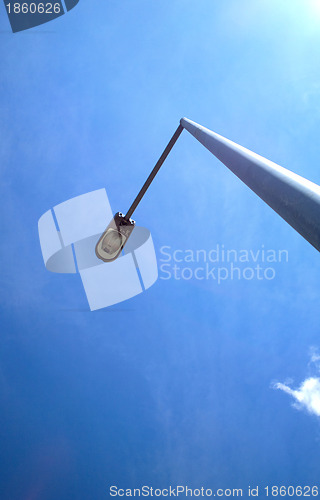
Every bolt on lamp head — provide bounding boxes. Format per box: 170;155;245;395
95;212;135;262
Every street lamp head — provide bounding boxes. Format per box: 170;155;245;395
95;212;135;262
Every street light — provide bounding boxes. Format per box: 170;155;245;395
95;123;183;262
95;212;135;262
96;118;320;262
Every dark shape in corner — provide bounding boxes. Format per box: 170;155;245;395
4;0;80;33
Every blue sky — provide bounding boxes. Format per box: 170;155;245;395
1;0;320;498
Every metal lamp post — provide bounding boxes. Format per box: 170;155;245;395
96;118;320;262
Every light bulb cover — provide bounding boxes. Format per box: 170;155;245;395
95;212;135;262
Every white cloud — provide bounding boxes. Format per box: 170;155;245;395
273;378;320;417
309;346;320;367
273;349;320;417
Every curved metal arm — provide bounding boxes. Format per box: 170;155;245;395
124;124;184;220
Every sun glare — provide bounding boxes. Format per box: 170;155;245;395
310;0;320;14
